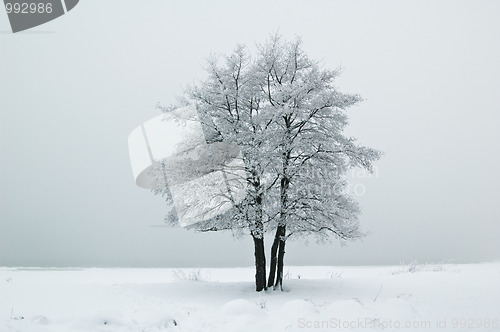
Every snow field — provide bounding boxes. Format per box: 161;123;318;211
1;263;499;331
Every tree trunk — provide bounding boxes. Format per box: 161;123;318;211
268;224;285;288
272;154;290;291
252;233;267;291
252;188;266;292
275;231;286;291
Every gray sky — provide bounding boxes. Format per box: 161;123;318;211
1;0;499;267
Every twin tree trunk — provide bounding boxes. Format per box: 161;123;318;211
267;224;286;290
253;164;289;292
251;203;288;292
267;173;290;290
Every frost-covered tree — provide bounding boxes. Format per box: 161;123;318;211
152;34;380;292
253;36;381;290
184;45;277;291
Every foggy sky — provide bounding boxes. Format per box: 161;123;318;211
1;0;499;267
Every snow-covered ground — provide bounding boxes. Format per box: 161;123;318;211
1;263;499;331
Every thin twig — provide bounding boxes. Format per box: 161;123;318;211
373;285;383;302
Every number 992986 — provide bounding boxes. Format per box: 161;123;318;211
5;2;53;14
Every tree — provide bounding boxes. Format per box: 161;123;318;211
252;35;381;290
152;34;380;292
183;45;277;291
